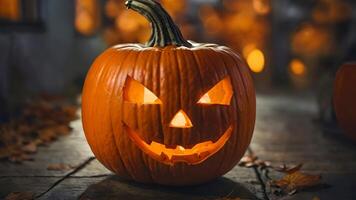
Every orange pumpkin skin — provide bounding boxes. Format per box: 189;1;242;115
82;0;255;186
334;63;356;141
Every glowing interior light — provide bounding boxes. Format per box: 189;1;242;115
143;87;160;104
125;123;233;165
289;59;306;76
197;77;233;105
124;76;162;104
247;49;265;73
198;93;212;104
169;110;193;128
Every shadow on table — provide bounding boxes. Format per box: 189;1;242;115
79;175;258;200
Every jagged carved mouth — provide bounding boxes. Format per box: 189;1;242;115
123;123;233;165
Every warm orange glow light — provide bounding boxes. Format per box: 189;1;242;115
253;0;271;15
0;0;21;21
124;77;162;104
243;44;256;58
247;49;265;73
169;110;193;128
125;124;233;165
198;77;233;105
289;59;306;76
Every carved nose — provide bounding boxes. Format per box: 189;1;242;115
169;110;193;128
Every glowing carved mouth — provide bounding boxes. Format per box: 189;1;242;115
123;124;233;165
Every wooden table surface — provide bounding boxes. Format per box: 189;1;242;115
1;92;356;200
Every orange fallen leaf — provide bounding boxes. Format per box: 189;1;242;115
53;125;72;136
9;153;34;163
238;154;258;167
274;163;303;174
22;142;37;154
238;154;270;168
0;96;78;163
38;129;58;143
5;192;34;200
271;171;322;193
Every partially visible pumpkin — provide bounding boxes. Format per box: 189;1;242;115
333;63;356;141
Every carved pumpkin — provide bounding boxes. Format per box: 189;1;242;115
334;63;356;141
82;0;256;185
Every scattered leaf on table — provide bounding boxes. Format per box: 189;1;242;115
238;154;270;168
38;129;57;143
22;142;37;154
271;171;322;194
47;163;74;171
53;125;72;135
238;154;258;167
9;153;34;163
273;163;303;174
5;192;34;200
0;147;14;159
0;95;78;163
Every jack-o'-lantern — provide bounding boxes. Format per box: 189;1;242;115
334;63;356;141
82;0;256;185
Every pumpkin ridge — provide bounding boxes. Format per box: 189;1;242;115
221;49;256;172
115;49;143;180
215;49;241;173
141;49;159;182
107;49;138;177
128;49;155;181
199;48;230;174
83;49;119;172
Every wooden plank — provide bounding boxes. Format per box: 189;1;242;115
41;177;107;200
0;177;59;199
79;175;259;200
251;93;356;199
3;92;355;199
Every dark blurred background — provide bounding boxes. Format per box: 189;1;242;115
0;0;356;125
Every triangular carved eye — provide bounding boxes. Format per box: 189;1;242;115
124;76;162;105
197;77;233;105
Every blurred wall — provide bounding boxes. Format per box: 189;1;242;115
0;0;106;119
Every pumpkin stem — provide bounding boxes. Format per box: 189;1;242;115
125;0;192;47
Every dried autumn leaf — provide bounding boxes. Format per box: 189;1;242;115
53;125;71;136
22;142;37;154
5;191;34;200
47;163;74;171
274;163;303;174
238;154;258;167
9;153;34;163
238;154;270;168
38;129;58;143
0;96;78;163
271;171;322;193
62;105;78;120
0;147;11;159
